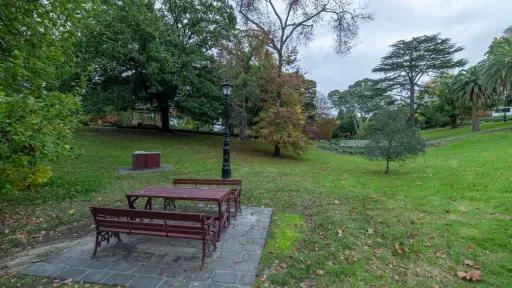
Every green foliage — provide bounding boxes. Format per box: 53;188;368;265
328;78;390;135
0;0;85;193
453;65;492;132
80;0;236;130
484;36;512;93
304;79;318;124
418;73;466;129
336;113;358;138
373;34;467;123
363;107;426;173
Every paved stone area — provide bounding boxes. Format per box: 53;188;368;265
22;207;272;288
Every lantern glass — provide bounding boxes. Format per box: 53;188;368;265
222;80;232;95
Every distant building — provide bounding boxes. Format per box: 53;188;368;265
492;107;512;117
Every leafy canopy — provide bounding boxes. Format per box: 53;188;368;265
80;0;236;130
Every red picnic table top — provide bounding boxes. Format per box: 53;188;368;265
126;186;231;202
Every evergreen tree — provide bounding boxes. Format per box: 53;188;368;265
364;107;426;174
373;34;467;124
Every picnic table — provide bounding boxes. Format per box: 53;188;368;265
126;186;231;241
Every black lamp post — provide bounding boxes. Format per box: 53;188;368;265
221;79;233;179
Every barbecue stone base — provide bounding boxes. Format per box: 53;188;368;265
22;207;272;288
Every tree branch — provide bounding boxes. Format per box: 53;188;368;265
239;9;280;52
282;5;328;45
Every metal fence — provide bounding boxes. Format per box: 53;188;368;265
336;139;368;147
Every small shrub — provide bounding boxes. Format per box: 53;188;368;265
363;107;426;174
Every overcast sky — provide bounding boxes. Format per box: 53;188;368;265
298;0;512;95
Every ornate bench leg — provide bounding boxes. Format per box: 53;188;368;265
201;237;207;269
92;232;100;257
92;231;119;257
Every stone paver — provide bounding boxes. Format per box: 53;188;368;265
103;272;136;286
130;275;164;288
22;207;272;288
78;270;111;283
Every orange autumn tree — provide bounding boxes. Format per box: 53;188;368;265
252;71;311;156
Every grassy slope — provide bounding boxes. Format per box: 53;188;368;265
421;121;512;140
1;127;512;287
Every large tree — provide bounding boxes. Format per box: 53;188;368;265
81;0;236;131
236;0;372;155
328;78;390;133
453;65;492;132
373;34;467;125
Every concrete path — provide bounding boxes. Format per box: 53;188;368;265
22;207;272;288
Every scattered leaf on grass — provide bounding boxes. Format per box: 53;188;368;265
300;279;317;288
313;269;324;276
394;243;407;254
457;270;481;281
464;260;480;269
435;251;446;258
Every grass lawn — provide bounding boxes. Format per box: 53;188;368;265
421;120;512;140
1;127;512;287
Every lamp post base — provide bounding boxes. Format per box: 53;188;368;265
222;165;231;179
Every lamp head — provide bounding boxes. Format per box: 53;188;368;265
222;79;232;96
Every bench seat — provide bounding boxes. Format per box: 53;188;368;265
90;206;216;268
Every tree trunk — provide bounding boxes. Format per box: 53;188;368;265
160;102;170;132
273;50;284;155
385;158;390;174
408;85;416;125
450;116;457;129
274;144;281;157
471;93;480;132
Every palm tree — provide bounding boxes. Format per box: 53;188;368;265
484;36;512;93
453;65;491;132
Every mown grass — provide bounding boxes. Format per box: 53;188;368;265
421;121;512;140
1;127;512;287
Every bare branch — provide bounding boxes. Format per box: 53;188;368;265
239;8;280;52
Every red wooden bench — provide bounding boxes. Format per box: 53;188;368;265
172;178;242;217
90;206;217;267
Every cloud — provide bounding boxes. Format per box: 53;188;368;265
298;0;512;94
